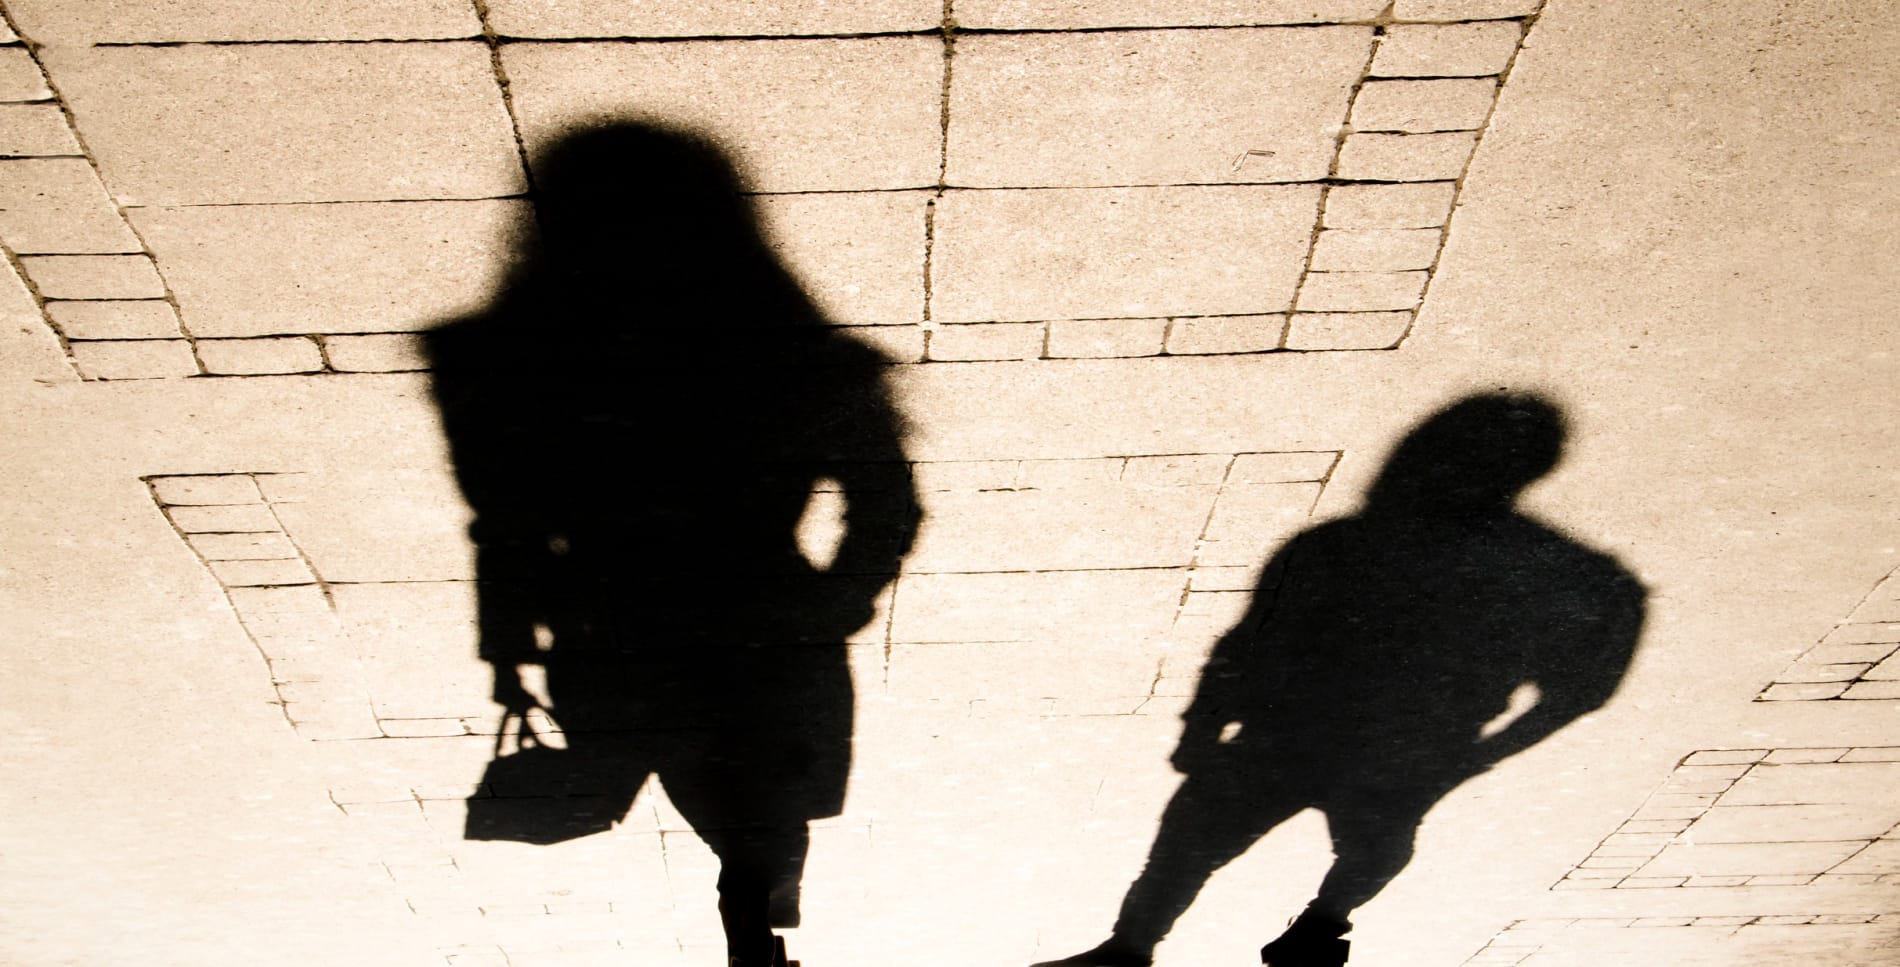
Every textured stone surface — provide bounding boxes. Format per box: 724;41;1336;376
955;0;1387;29
68;339;198;380
17;254;165;299
0;255;70;380
931;185;1320;322
948;28;1368;187
1309;228;1444;271
0;104;80;156
841;325;926;363
484;0;939;37
1284;310;1413;350
2;0;481;43
148;475;262;505
927;323;1046;362
321;334;427;373
1335;131;1479;181
196;338;326;376
1045;318;1168;358
1351;78;1500;132
1163;315;1286;354
45;300;181;340
1371;21;1525;77
755;191;930;325
43;43;523;205
1298;271;1429;311
130;200;529;337
0;158;141;254
0;48;50;102
502;38;943;193
1392;0;1542;22
1323;181;1457;227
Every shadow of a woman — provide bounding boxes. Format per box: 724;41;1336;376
1034;393;1646;967
426;121;920;967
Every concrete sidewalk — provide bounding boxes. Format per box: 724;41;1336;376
2;1;1897;965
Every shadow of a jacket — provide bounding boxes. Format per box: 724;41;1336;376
1036;393;1646;967
426;120;921;967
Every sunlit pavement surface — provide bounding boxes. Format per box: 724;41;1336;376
2;1;1898;965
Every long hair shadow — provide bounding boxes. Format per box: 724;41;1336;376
1039;393;1647;967
425;120;920;967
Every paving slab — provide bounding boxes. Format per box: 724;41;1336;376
926;322;1046;361
1685;804;1900;844
1350;77;1499;133
1163;315;1286;354
68;338;199;380
1334;130;1479;181
1323;181;1457;227
1719;762;1900;807
130;200;530;337
954;0;1386;29
0;47;50;102
196;337;327;376
2;0;481;43
0;257;71;380
44;300;182;341
0;103;80;156
43;43;523;205
1371;21;1526;77
947;27;1368;187
1392;0;1541;22
756;191;930;325
1637;841;1865;879
501;38;943;193
931;185;1320;322
904;482;1212;572
17;254;164;299
890;569;1187;644
0;158;141;254
484;0;940;37
1044;317;1169;358
265;469;473;583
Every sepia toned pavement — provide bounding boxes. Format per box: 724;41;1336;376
2;2;1898;965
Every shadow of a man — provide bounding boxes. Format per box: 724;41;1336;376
1035;393;1645;967
426;121;920;967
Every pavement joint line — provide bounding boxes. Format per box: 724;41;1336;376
1287;11;1386;324
1;240;81;378
1463;911;1900;964
1405;4;1543;347
141;473;297;728
4;16;204;376
469;0;538;207
1755;563;1900;701
1554;744;1900;891
56;17;1556;49
917;0;955;330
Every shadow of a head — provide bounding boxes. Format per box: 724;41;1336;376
1364;392;1567;516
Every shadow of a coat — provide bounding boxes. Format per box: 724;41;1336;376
425;120;921;964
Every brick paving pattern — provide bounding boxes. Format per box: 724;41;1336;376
0;1;1545;379
1759;565;1900;702
141;451;1339;963
1463;914;1900;966
147;451;1340;743
1556;747;1900;891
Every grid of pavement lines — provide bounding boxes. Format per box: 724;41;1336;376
0;0;1545;379
1462;913;1900;966
1757;565;1900;702
145;450;1341;741
1555;747;1900;891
